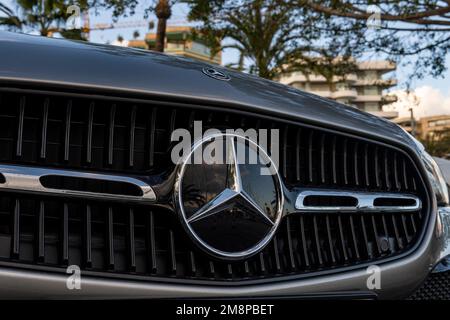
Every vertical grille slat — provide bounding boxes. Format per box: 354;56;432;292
86;102;94;164
337;215;348;262
37;201;45;262
84;204;92;268
295;128;301;182
148;108;157;168
349;215;360;260
107;104;116;166
313;216;323;265
128;208;136;272
16;96;25;157
308;131;314;183
332;136;337;184
371;214;381;255
374;146;381;188
209;261;215;277
410;214;417;234
401;214;411;244
259;253;266;273
63;100;72;162
106;206;115;270
343;138;349;185
384;149;391;190
394;153;400;190
282;126;288;179
61;203;69;265
129;106;137;168
147;211;157;273
360;215;372;259
320;134;326;184
354;142;359;186
299;216;310;267
226;264;232;278
11;199;20;258
189;251;196;276
244;261;250;276
364;144;370;187
392;215;403;250
402;158;409;190
412;177;418;192
170;110;177;135
325;215;336;264
286;216;296;270
273;236;281;273
169;229;177;274
381;214;392;252
40;98;49;159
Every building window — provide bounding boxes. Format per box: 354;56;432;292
364;102;380;111
428;119;450;127
364;86;379;96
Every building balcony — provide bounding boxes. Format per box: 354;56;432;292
279;73;357;85
331;89;358;100
354;78;397;87
357;60;396;72
354;94;397;103
354;95;382;102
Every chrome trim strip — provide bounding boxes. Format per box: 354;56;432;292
0;164;156;203
294;190;421;213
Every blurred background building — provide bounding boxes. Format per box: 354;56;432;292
278;60;398;119
127;26;221;64
393;115;450;140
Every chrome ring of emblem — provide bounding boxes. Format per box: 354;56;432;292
202;67;231;81
174;132;284;260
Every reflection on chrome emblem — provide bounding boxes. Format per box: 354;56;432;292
174;133;283;260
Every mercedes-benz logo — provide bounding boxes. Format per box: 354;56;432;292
202;67;231;81
174;133;283;260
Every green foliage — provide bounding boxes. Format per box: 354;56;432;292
185;0;365;80
0;0;141;39
303;0;450;80
0;0;91;39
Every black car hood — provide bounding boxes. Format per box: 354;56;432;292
0;31;417;152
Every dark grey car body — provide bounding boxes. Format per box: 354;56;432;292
0;31;447;299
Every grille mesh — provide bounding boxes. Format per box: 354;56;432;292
409;272;450;300
0;88;429;282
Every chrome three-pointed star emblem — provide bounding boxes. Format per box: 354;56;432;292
174;133;283;260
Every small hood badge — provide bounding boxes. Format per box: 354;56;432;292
202;67;231;81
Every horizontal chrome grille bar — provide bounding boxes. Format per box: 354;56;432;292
0;164;156;203
295;190;421;213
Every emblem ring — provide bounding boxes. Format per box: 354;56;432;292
174;132;284;260
202;67;231;81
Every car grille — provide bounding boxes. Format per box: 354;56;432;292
0;87;429;283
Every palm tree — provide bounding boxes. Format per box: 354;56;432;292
154;0;172;52
0;3;22;31
0;0;85;39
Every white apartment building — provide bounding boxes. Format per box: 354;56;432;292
278;60;398;119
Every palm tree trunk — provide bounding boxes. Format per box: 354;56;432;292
155;0;172;52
